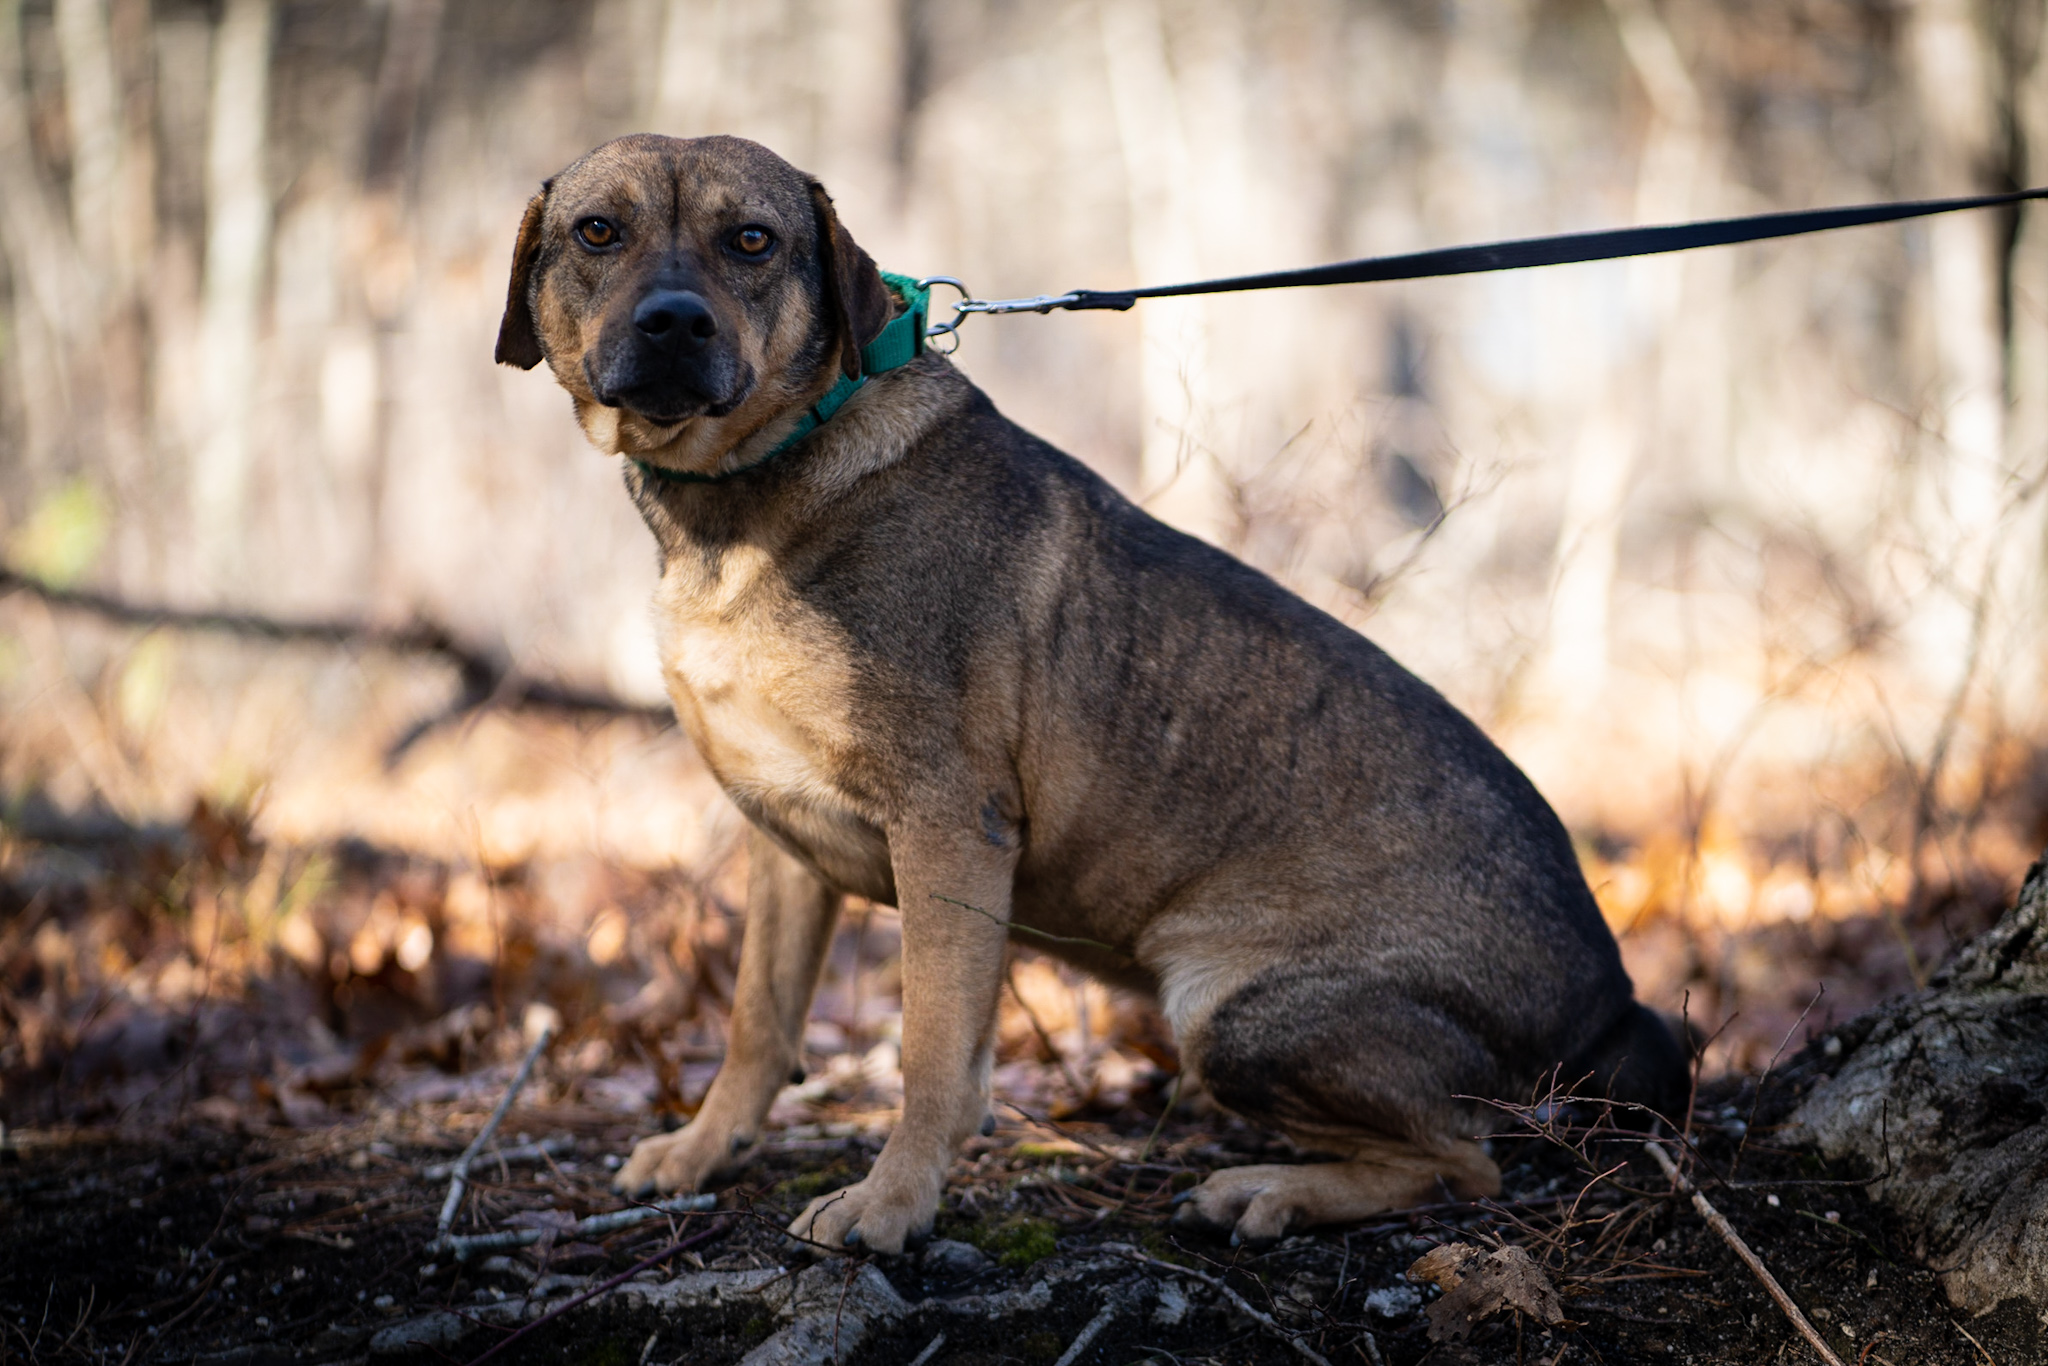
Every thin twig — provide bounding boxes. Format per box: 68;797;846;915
1116;1073;1185;1209
455;1218;728;1366
1002;964;1088;1100
442;1194;717;1260
1052;1292;1129;1366
1645;1142;1844;1366
436;1026;554;1242
1103;1243;1334;1366
1734;985;1824;1179
931;893;1130;959
905;1332;948;1366
423;1135;573;1180
1949;1316;1998;1366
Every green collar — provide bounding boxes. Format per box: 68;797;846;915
630;271;929;486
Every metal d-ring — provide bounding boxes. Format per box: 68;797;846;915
918;276;971;353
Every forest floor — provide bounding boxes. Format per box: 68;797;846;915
8;1073;2045;1366
4;810;2044;1366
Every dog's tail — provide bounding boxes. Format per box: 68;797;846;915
1563;1001;1690;1127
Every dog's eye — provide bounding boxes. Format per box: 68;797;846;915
730;226;775;257
575;218;620;250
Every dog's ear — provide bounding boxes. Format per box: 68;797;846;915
495;185;550;370
809;180;895;379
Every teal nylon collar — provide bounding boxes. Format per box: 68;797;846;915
630;272;929;486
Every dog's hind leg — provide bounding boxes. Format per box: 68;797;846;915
1174;1135;1499;1243
615;827;841;1195
1173;967;1506;1242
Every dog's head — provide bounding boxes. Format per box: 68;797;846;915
495;135;896;468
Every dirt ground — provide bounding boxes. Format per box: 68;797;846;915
5;1076;2044;1366
4;810;2044;1366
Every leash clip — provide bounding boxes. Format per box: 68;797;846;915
959;291;1085;316
919;277;1102;352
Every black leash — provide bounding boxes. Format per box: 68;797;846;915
922;186;2048;339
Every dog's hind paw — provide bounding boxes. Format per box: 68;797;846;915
1173;1151;1481;1244
1171;1165;1303;1245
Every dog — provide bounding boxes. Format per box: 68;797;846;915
493;133;1684;1253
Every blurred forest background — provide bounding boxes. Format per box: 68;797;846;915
4;0;2048;1132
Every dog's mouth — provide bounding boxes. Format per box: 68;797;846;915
615;387;749;427
590;371;756;428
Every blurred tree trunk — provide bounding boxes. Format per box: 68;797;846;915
1903;0;2006;669
2004;0;2048;729
54;0;122;304
1100;0;1227;548
0;0;88;483
191;0;276;592
353;0;443;606
55;0;155;586
652;0;724;135
1535;0;1721;707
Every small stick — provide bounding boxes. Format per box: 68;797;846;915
904;1332;948;1366
437;1025;554;1240
1645;1142;1844;1366
1004;962;1088;1101
1733;984;1823;1180
1104;1244;1333;1366
424;1135;574;1179
1052;1299;1122;1366
442;1194;718;1260
456;1217;728;1366
1949;1316;1998;1366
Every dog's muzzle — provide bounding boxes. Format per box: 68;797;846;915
588;289;749;424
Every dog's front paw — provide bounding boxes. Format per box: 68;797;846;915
612;1121;751;1197
785;1168;937;1256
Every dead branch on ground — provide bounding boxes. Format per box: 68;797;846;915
1645;1140;1845;1366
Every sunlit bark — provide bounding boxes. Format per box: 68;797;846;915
190;0;275;590
53;0;123;304
0;0;87;478
1100;0;1226;547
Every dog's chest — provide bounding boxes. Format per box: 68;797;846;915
652;549;890;888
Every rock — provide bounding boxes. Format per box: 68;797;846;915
1790;853;2048;1315
370;1311;476;1355
1363;1282;1422;1318
919;1238;991;1280
1152;1279;1191;1326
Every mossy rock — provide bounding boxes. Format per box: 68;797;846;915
1016;1328;1066;1360
770;1162;856;1202
570;1334;643;1366
958;1214;1060;1269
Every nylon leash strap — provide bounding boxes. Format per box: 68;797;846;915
923;185;2048;335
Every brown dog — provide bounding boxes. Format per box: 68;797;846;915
494;134;1683;1253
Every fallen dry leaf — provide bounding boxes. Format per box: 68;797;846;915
1407;1242;1481;1290
1407;1242;1564;1341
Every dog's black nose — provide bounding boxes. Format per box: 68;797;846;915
633;290;717;349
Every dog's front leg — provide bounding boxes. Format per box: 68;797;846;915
615;827;840;1196
788;824;1013;1254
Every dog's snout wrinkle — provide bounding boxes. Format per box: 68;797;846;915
634;289;718;350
